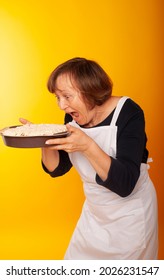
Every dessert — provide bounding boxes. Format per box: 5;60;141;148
2;123;67;137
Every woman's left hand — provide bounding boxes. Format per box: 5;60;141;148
45;123;93;153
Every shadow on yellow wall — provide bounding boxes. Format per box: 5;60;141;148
0;0;163;259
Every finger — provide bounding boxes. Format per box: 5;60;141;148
45;143;70;152
44;144;62;150
45;137;67;145
19;118;32;124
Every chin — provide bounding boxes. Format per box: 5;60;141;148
73;118;82;125
73;116;87;126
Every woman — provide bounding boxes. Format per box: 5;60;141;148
24;57;158;259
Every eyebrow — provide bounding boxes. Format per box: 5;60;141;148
54;90;73;97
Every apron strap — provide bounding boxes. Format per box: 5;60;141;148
110;96;130;126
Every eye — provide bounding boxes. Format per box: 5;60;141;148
64;95;72;100
54;94;60;101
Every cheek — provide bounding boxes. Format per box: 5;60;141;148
72;95;90;117
78;104;88;116
72;98;85;111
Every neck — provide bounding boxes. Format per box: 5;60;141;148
83;96;121;128
83;105;110;128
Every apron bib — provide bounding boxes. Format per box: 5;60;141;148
64;97;158;259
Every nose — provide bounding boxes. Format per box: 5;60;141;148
58;98;68;110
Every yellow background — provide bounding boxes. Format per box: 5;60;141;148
0;0;163;259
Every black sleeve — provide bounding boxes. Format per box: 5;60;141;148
42;114;73;177
96;102;147;197
42;150;72;177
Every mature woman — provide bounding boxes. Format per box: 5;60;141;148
37;57;158;259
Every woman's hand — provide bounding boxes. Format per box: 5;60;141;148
45;123;111;180
45;123;93;153
19;118;32;125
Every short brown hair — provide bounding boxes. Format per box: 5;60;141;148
47;57;113;108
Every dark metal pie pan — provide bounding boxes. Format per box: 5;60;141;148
1;126;69;148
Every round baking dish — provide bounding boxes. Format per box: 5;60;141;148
1;125;70;148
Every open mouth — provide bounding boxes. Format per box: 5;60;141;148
69;111;79;119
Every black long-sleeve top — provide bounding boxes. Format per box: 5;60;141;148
42;98;149;197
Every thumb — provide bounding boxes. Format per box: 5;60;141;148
66;123;76;133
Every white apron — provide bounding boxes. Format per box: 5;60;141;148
64;96;158;260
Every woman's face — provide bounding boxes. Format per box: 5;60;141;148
54;74;96;126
